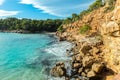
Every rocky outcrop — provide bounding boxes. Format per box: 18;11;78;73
50;62;66;77
52;0;120;80
100;0;120;75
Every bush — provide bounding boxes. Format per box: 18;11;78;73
104;0;116;13
108;0;116;5
79;0;103;20
104;5;114;13
80;25;91;34
57;26;64;32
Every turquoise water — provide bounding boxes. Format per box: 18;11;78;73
0;33;58;80
0;33;73;80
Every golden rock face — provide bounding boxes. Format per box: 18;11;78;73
57;0;120;79
101;0;120;74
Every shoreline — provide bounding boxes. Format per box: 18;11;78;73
50;31;108;80
0;30;56;34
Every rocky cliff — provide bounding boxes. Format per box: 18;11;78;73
102;0;120;75
52;0;120;80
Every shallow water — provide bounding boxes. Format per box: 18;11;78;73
0;33;72;80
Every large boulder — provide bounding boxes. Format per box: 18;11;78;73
50;62;66;77
82;56;94;67
73;62;82;69
100;21;119;35
81;45;92;55
92;63;103;73
87;70;96;78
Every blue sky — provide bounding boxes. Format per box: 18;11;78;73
0;0;95;19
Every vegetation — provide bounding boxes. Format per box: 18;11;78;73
63;0;103;24
0;17;63;32
57;26;64;32
108;0;116;5
89;0;103;11
80;25;91;34
104;5;114;12
104;0;116;13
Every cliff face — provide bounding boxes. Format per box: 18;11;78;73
57;0;120;79
101;0;120;74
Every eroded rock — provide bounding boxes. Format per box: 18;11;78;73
87;70;96;78
82;56;94;67
50;62;66;77
92;63;103;73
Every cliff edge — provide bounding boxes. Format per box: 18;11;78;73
52;0;120;80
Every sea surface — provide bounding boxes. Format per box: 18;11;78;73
0;33;72;80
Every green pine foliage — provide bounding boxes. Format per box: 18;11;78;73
63;0;104;24
0;17;63;32
80;25;91;34
57;26;64;32
104;0;116;13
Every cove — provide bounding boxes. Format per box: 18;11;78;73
0;33;72;80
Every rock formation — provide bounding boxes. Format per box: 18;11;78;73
51;0;120;80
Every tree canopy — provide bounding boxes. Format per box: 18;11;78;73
0;17;63;33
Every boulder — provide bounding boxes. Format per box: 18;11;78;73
89;47;100;55
81;45;92;55
76;55;82;62
84;68;91;73
100;21;119;35
92;63;103;73
73;62;82;69
87;70;96;77
78;67;83;74
82;56;94;67
76;78;81;80
50;62;66;77
81;72;87;77
56;62;65;68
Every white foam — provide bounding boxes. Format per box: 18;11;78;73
44;41;73;57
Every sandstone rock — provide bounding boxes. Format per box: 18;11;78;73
113;73;120;80
100;21;119;35
76;78;81;80
56;62;65;68
82;56;94;67
89;47;100;55
50;66;66;77
73;62;82;69
50;62;66;77
87;70;96;77
78;67;83;74
81;72;87;77
81;45;92;55
92;63;103;73
84;68;91;73
76;55;82;62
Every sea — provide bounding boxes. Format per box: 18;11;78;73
0;33;73;80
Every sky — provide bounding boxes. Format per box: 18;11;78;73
0;0;95;19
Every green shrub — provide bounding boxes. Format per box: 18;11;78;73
104;0;116;13
80;25;91;34
104;5;114;13
79;0;103;20
57;26;64;32
89;0;103;11
108;0;116;5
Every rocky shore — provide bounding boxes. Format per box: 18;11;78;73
50;33;109;80
50;0;120;80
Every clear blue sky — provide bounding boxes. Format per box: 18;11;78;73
0;0;95;19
